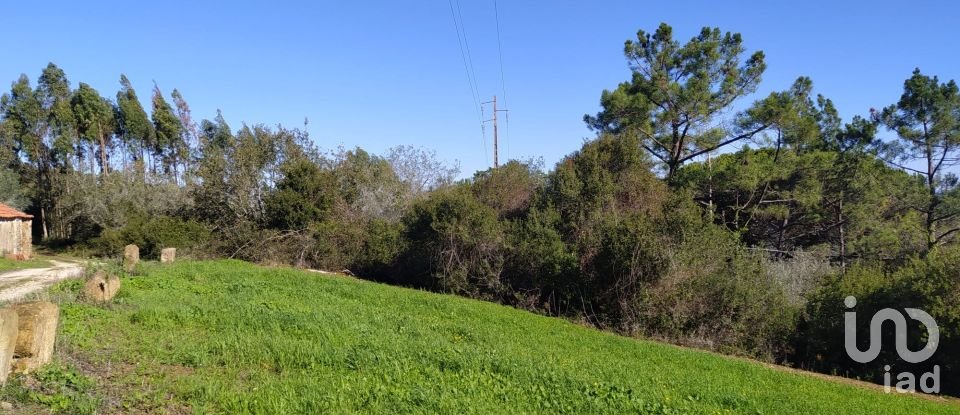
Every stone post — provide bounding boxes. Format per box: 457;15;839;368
160;248;177;263
123;244;139;272
11;302;59;374
0;308;18;384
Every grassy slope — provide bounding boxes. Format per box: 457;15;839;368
35;260;960;414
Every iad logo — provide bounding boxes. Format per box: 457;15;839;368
844;296;940;393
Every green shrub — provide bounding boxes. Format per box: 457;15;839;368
0;363;100;414
351;218;405;278
502;205;578;313
471;160;544;219
576;213;670;329
92;215;210;259
797;248;960;393
638;224;798;360
399;185;506;296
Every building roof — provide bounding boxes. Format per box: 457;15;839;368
0;203;32;219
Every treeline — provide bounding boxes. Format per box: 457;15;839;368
2;23;959;394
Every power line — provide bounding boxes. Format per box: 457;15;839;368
482;95;507;168
493;0;510;159
447;0;487;164
447;0;481;117
480;109;489;165
455;0;482;101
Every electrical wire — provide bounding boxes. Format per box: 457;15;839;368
493;0;510;160
447;0;487;165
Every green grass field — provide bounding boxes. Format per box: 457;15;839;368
6;260;958;414
0;257;53;273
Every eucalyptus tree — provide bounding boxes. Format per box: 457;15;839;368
71;82;115;175
200;110;233;150
878;69;960;250
0;121;12;167
0;64;83;239
116;74;155;170
585;23;768;178
171;88;197;177
37;64;77;169
2;76;45;170
151;85;183;177
1;73;53;237
0;167;27;210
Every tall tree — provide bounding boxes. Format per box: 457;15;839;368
741;77;821;158
0;167;27;210
171;88;197;179
1;74;51;237
585;23;768;178
37;64;76;169
682;78;824;252
0;118;13;167
116;74;155;170
878;69;960;250
200;110;233;150
387;145;460;196
151;85;183;176
71;82;115;175
1;64;80;239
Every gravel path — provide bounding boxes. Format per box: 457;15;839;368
0;260;84;303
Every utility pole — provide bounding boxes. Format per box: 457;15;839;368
482;95;507;168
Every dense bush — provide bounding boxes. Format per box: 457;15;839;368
471;160;544;219
501;205;579;312
399;185;506;297
797;248;960;394
376;135;799;361
92;214;209;259
640;231;798;359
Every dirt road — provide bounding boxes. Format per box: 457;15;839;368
0;260;84;303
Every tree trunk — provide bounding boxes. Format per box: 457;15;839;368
838;195;846;274
98;121;108;175
40;206;48;241
925;139;937;252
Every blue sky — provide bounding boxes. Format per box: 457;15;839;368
2;1;958;176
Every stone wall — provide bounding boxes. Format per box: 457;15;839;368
0;219;32;259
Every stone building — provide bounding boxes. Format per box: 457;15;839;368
0;203;32;260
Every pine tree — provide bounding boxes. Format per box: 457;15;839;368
879;69;960;251
585;23;767;178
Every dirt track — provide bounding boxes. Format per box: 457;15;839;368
0;260;84;303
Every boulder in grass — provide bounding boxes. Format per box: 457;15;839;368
11;302;59;374
0;308;18;384
106;274;120;299
160;247;176;263
84;271;120;302
123;244;139;272
83;272;107;302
